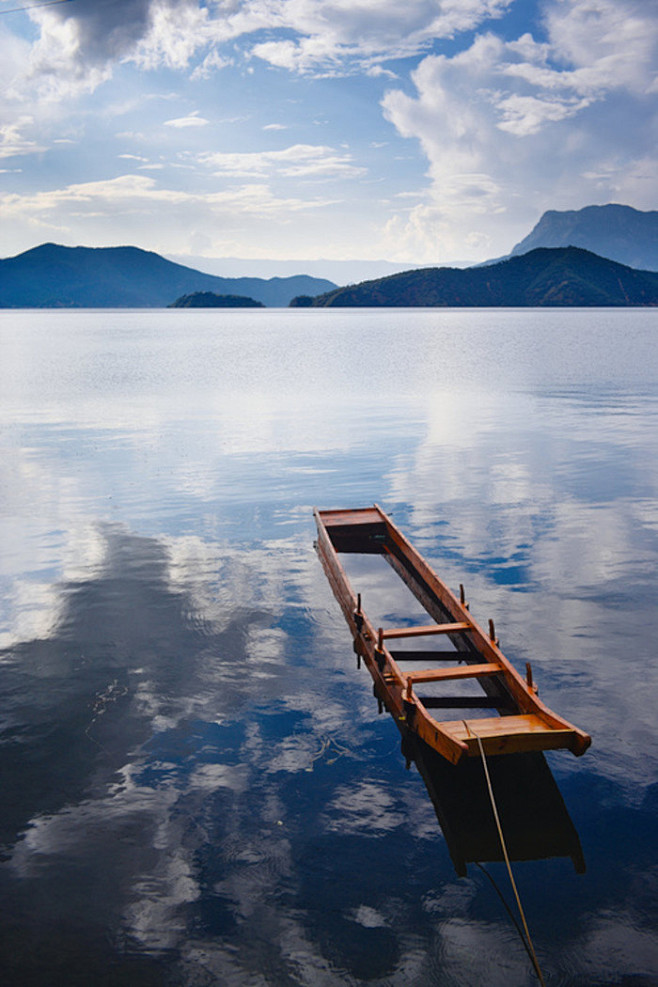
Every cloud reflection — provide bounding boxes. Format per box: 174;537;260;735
385;388;658;791
2;312;658;983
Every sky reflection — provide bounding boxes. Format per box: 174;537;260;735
1;310;658;984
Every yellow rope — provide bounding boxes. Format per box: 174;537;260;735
467;724;547;987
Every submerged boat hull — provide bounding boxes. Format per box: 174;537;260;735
314;505;591;765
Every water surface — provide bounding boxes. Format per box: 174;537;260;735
1;308;657;985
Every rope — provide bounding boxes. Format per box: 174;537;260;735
307;734;352;769
467;723;547;987
474;863;539;969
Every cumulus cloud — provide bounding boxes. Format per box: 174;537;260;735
380;0;658;260
24;0;208;95
2;0;656;262
20;0;515;95
249;0;514;73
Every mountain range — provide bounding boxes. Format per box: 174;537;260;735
292;247;658;308
1;204;656;308
0;243;336;308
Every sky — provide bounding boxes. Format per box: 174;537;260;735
0;0;656;278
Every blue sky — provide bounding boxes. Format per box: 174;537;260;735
0;0;656;277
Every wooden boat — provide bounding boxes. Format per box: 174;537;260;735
314;505;591;765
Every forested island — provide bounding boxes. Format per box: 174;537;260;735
169;292;264;308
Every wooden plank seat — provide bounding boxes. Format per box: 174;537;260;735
405;664;500;684
441;715;575;756
381;622;470;639
418;696;511;710
388;650;466;661
404;663;502;702
321;508;383;527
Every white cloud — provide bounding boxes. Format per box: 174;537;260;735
1;0;655;263
133;0;212;71
249;0;514;74
380;0;658;261
25;8;113;97
198;143;366;179
0;116;45;159
0;172;340;254
205;181;336;213
20;0;207;97
19;0;515;96
0;171;335;216
495;92;593;136
544;0;657;93
163;111;209;128
1;173;190;214
190;48;232;80
366;64;398;80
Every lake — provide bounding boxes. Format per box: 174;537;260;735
1;307;657;986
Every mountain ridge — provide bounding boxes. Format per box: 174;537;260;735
0;243;336;308
508;204;658;271
291;247;658;308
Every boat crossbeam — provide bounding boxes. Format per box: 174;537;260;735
380;622;470;639
405;663;501;700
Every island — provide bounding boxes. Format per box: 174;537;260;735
169;292;264;308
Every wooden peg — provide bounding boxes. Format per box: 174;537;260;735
526;662;537;693
353;592;364;632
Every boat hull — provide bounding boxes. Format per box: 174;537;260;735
315;505;591;765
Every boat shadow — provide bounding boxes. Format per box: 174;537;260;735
399;729;585;877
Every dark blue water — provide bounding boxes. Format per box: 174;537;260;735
1;308;657;985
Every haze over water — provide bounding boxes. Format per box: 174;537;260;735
1;307;657;985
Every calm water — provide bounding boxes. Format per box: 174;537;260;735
1;308;657;986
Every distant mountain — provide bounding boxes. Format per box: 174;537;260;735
169;292;263;308
509;204;658;271
0;243;336;308
166;253;422;284
291;247;658;308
